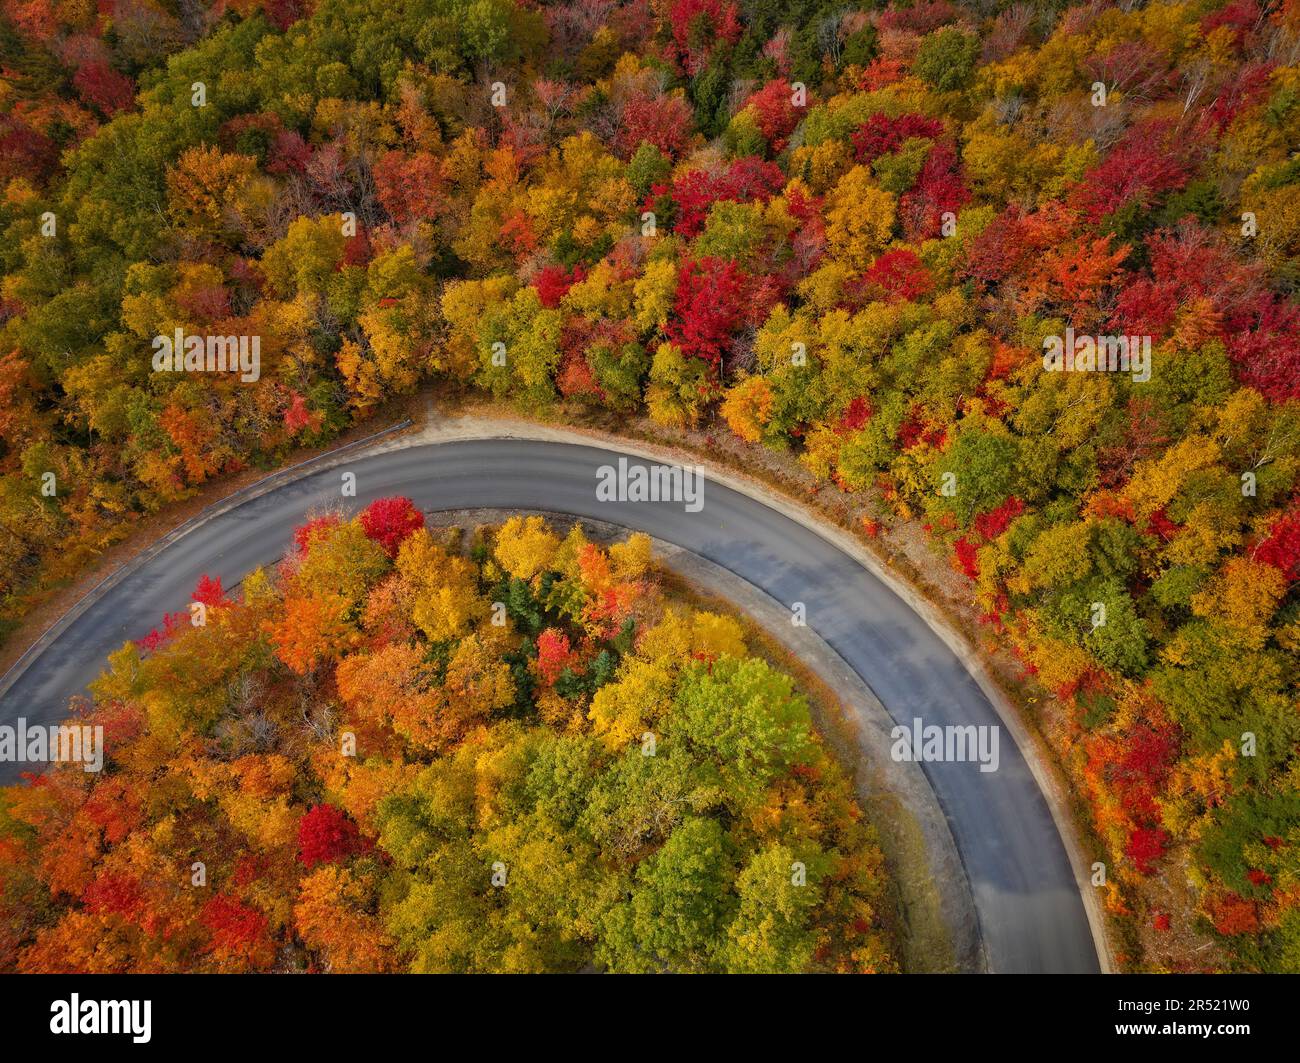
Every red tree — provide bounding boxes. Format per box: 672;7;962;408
73;60;136;117
952;538;979;581
136;611;187;653
743;79;802;153
191;574;227;609
533;264;585;309
81;874;144;918
900;141;970;241
665;257;746;367
670;158;785;237
297;804;368;868
264;0;310;31
1254;506;1300;582
358;497;425;559
617;92;694;159
836;396;873;433
268;129;312;175
850;112;945;165
973;497;1024;541
201;894;270;952
283;392;315;434
0;118;59;183
535;628;578;685
1071;121;1191;222
863;249;934;302
1125;825;1169;875
1227;299;1300;403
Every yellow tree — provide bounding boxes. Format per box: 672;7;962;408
395;529;488;642
494;515;561;583
824;166;895;269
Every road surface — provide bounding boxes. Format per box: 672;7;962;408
0;438;1101;973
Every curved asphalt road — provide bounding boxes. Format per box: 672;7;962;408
0;439;1100;973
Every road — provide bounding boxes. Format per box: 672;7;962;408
0;438;1101;973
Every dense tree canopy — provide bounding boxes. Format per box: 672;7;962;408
0;507;896;973
1;0;1298;970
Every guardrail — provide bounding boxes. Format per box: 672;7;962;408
0;418;413;703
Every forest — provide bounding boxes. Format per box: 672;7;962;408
0;0;1297;969
0;506;897;972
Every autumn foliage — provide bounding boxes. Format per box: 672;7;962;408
0;0;1299;972
297;805;368;868
358;496;425;559
0;516;896;973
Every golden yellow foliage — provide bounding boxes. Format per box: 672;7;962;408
494;515;561;582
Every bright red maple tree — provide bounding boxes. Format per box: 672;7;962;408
666;257;746;367
297;804;368;868
358;496;425;559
